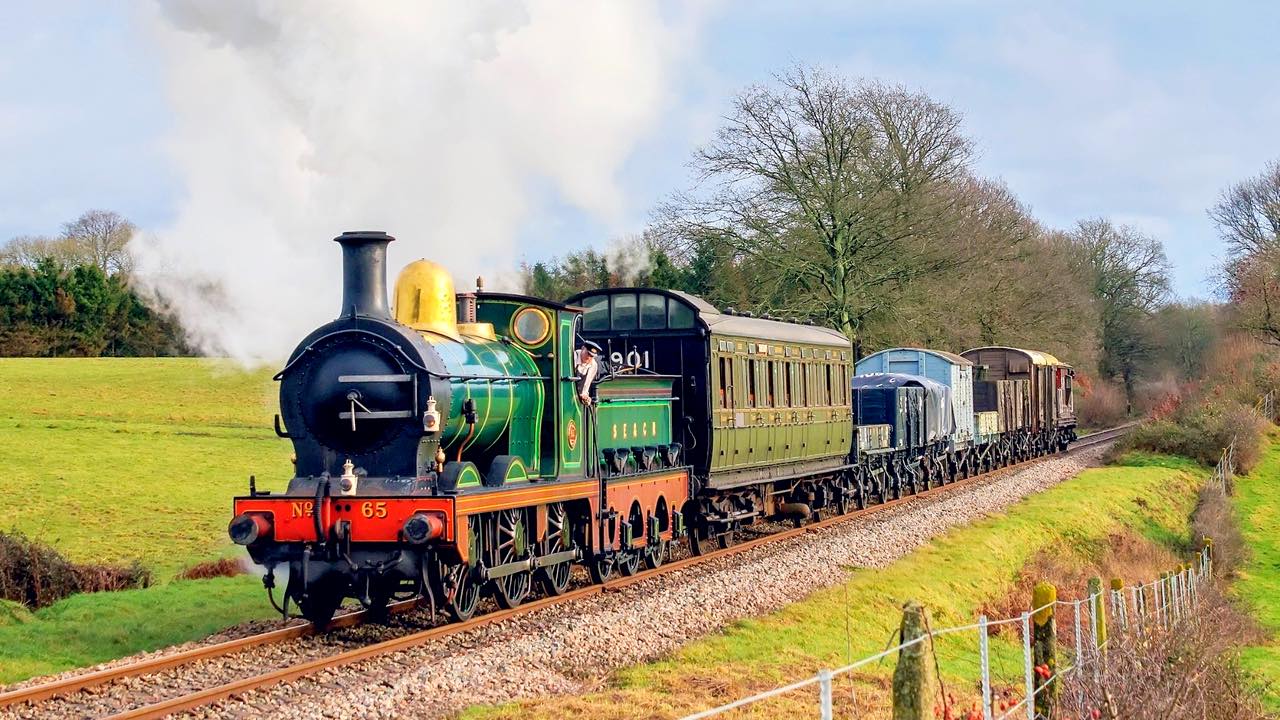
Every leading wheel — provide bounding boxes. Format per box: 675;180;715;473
295;574;346;629
717;526;737;549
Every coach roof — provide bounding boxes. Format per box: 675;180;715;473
963;346;1070;368
567;288;850;347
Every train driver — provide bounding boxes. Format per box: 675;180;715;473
575;340;603;405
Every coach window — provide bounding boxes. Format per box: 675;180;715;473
582;295;608;331
668;300;695;329
718;355;733;409
824;364;834;406
611;294;638;330
778;358;788;404
766;360;777;407
746;359;757;407
639;293;666;330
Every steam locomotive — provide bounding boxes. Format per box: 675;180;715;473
229;231;1075;626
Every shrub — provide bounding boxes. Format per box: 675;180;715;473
1124;401;1268;473
178;558;244;580
0;530;151;609
1076;379;1128;428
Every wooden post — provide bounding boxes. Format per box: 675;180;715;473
892;601;936;720
1088;577;1107;653
1110;577;1124;629
1032;582;1058;718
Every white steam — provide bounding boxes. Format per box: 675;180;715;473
133;1;706;363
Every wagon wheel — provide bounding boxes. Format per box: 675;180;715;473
437;516;482;622
888;466;902;501
717;525;737;549
536;503;573;596
489;509;532;609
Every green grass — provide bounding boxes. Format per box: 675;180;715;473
0;358;289;683
0;358;290;577
468;453;1204;719
1232;434;1280;709
0;576;271;683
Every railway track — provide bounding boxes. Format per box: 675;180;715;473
0;425;1131;720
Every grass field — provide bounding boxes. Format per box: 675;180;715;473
467;452;1206;719
1232;434;1280;710
0;358;289;683
0;358;290;577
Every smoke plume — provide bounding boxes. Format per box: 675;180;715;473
133;1;705;362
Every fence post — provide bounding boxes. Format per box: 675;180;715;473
1032;582;1058;719
1088;577;1107;655
819;668;833;720
980;615;993;720
1110;578;1125;630
1156;573;1167;628
1073;600;1084;709
1022;611;1034;720
1130;585;1142;637
891;601;935;720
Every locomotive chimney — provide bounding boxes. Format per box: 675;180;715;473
334;231;394;319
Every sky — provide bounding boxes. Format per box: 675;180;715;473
2;1;1278;342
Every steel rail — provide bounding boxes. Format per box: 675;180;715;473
7;424;1129;719
0;598;419;709
105;424;1130;719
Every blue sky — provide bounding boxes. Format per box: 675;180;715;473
3;1;1278;299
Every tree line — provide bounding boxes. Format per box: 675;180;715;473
0;210;189;357
520;67;1217;415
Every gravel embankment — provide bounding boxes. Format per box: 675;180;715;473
179;446;1109;720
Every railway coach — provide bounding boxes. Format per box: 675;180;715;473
567;288;854;549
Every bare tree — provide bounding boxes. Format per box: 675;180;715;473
60;210;135;275
1;235;60;268
1209;161;1280;346
654;66;974;340
1209;159;1280;259
1071;219;1172;409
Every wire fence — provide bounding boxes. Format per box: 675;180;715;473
680;396;1266;720
680;547;1213;720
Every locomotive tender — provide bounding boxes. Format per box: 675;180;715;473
229;232;1077;626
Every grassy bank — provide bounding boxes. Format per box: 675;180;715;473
469;453;1205;719
0;576;269;683
1232;434;1280;710
0;358;287;683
